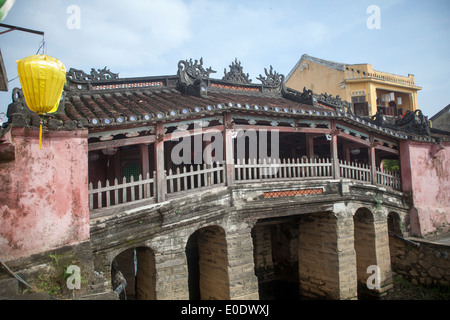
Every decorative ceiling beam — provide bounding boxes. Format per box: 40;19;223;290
375;144;399;155
88;134;155;151
338;131;371;147
163;124;225;142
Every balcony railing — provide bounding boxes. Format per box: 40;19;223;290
345;67;416;86
89;172;156;209
376;168;402;190
339;160;372;183
166;162;225;195
235;158;333;182
88;158;402;210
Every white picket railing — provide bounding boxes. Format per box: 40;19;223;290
376;168;401;190
339;160;372;184
89;158;402;209
166;162;225;194
235;157;333;182
89;172;156;209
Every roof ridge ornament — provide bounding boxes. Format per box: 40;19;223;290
281;86;315;105
222;58;251;84
177;58;216;81
371;109;431;136
257;65;284;87
177;58;216;97
315;92;352;114
67;67;119;82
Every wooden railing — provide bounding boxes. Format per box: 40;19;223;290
339;160;372;184
338;159;402;190
89;172;156;209
376;168;401;190
235;158;333;182
89;158;402;209
166;162;225;195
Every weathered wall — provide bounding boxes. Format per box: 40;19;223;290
0;127;89;261
389;236;450;286
400;140;450;236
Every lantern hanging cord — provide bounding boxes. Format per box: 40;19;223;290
8;75;19;83
8;37;46;83
36;37;46;55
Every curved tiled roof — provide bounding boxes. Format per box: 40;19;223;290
3;58;444;142
62;87;328;127
7;58;334;130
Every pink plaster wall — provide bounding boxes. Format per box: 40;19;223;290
0;127;89;261
400;140;450;236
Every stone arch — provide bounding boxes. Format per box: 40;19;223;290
387;211;403;237
185;225;230;300
251;216;300;300
111;246;156;300
387;211;404;278
353;207;377;299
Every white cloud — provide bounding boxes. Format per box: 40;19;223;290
15;0;193;74
72;0;192;69
183;0;330;78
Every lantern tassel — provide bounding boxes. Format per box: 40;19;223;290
39;118;43;150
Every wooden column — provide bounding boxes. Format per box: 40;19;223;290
154;122;166;202
223;113;234;186
114;151;121;179
203;139;212;185
369;133;377;185
306;134;314;159
330;121;340;179
140;143;150;197
342;140;351;162
140;144;150;178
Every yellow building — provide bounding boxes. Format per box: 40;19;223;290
285;54;422;117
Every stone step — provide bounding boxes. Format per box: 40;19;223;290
0;277;19;300
0;277;54;300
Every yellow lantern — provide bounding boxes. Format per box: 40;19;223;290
16;54;66;149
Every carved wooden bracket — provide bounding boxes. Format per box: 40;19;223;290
225;122;235;130
156;133;165;142
332;128;341;136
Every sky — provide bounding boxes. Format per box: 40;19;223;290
1;0;449;122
